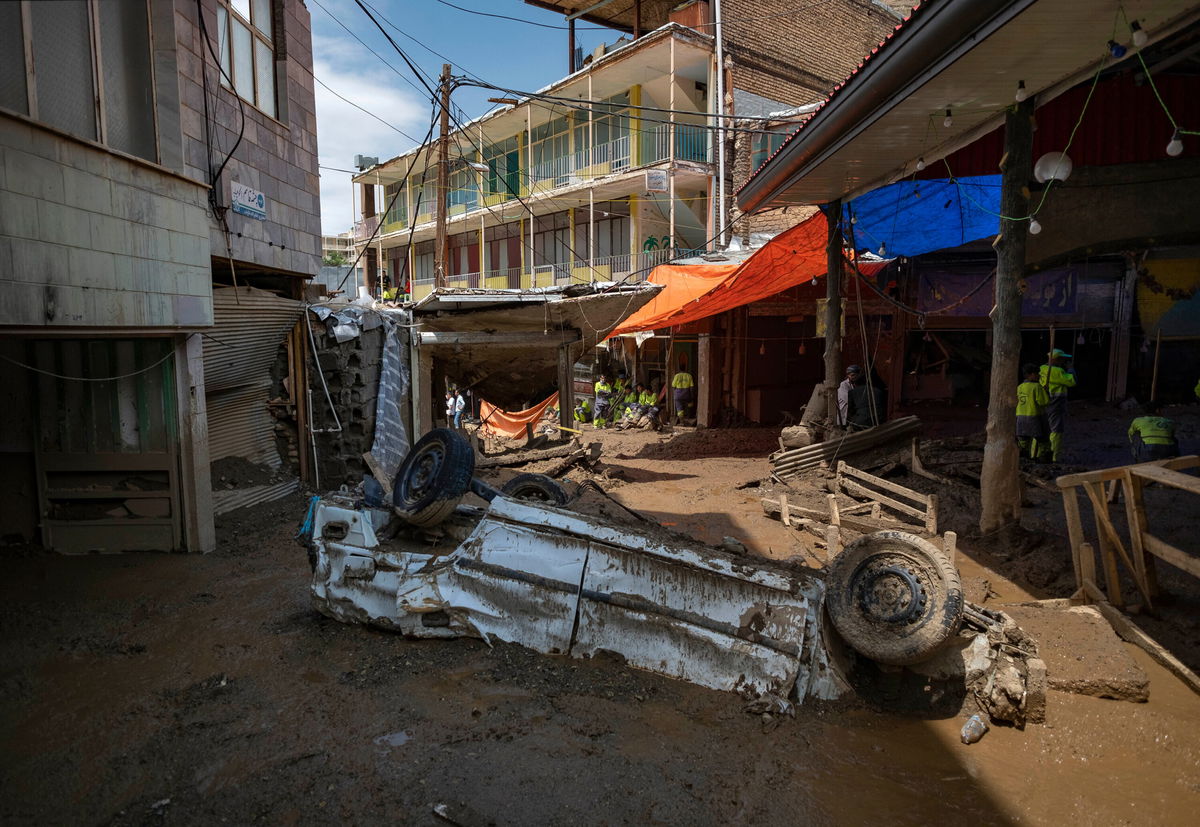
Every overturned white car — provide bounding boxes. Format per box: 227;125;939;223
301;430;990;706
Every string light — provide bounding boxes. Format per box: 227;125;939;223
1108;40;1127;58
878;242;887;256
1166;130;1183;157
1130;21;1148;48
943;109;953;128
916;157;926;171
798;342;807;355
1077;332;1086;345
1015;81;1028;102
758;342;766;356
1029;218;1042;235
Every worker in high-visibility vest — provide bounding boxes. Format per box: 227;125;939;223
1015;363;1051;461
671;361;695;423
1128;400;1179;463
593;375;614;428
1038;348;1076;462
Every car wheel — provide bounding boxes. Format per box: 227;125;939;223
501;473;569;506
393;428;475;527
825;530;963;666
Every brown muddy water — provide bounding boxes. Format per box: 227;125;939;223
3;432;1200;824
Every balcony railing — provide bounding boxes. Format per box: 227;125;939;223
353;215;379;240
412;249;708;292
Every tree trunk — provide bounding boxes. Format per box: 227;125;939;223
980;100;1034;534
822;199;843;423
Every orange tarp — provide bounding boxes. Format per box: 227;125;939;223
612;212;833;335
479;392;559;439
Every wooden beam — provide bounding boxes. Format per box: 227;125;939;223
1128;463;1200;496
1142;533;1200;579
837;461;930;506
419;330;583;347
1093;599;1200;696
823;197;843;423
1056;455;1200;488
1061;485;1085;587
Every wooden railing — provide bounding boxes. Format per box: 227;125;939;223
1056;455;1199;611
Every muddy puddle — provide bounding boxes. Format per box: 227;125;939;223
3;431;1200;823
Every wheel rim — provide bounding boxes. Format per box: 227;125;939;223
848;552;936;629
402;444;444;504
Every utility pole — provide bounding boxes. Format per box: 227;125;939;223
434;63;452;289
980;98;1035;534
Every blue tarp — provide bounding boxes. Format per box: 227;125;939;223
840;175;1002;258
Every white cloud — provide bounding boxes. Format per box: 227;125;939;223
312;33;429;235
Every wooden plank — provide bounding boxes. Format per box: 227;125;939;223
1122;471;1156;599
825;524;841;557
1056;455;1200;488
1129;463;1200;496
779;492;791;527
1081;577;1106;603
826;493;840;527
925;493;938;534
840;478;926;521
1078;541;1098;597
1093;600;1200;696
761;498;906;536
837;461;930;506
910;438;956;485
1082;480;1151;606
1142;533;1200;579
942;530;957;563
1061;486;1086;588
840;501;877;516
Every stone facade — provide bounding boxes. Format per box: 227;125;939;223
311;326;385;488
176;0;321;278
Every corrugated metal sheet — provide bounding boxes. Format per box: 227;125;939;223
203;287;302;468
212;479;300;515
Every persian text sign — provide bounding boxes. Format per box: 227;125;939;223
231;181;267;220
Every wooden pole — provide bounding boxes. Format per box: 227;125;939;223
567;18;576;73
980;99;1034;535
823;199;843;424
1150;328;1162;401
1044;324;1055;388
434;63;452;289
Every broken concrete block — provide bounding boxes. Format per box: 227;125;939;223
1002;605;1149;702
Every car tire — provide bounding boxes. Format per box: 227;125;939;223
825;530;963;666
501;473;569;506
393;428;475;527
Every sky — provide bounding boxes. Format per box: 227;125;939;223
309;0;618;235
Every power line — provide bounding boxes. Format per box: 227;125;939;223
311;73;424;144
433;0;612;31
309;0;434;102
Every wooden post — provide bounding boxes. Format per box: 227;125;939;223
557;345;574;431
942;530;957;563
823;199;843;424
980;99;1034;534
434;63;452;289
567;17;576;73
780;492;791;527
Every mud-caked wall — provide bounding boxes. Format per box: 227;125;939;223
309;325;386;488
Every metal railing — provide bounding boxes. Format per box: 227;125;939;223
353;215;379;240
411;250;707;291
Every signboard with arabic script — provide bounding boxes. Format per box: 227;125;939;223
231;180;267;220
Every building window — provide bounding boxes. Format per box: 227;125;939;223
217;0;277;118
0;1;156;162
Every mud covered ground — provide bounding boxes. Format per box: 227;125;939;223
3;418;1200;824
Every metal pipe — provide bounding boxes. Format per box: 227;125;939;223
713;0;727;245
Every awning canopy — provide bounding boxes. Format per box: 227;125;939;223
737;0;1200;211
613;213;889;335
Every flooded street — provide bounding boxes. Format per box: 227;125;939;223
3;427;1199;824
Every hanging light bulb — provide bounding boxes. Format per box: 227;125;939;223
916;157;926;171
758;342;767;356
1166;130;1184;157
1077;332;1086;345
1015;81;1028;102
798;342;807;355
1029;218;1042;235
943;109;953;128
1108;40;1127;59
850;215;858;224
1130;21;1148;48
1141;339;1150;353
923;331;932;343
878;242;887;257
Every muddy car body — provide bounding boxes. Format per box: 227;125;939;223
306;492;848;701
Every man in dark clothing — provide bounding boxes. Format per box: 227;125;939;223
845;366;886;430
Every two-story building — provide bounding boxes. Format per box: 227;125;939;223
0;0;320;552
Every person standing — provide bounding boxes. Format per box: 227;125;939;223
1015;363;1050;460
453;389;466;428
1128;400;1179;462
593;374;614;428
445;390;455;427
1039;348;1076;462
836;365;861;426
845;365;886;430
671;360;695;423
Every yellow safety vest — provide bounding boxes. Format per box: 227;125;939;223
1039;364;1076;397
1015;381;1049;417
1129;416;1176;445
671;371;694;390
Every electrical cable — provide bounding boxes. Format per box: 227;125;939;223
1;347;179;383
